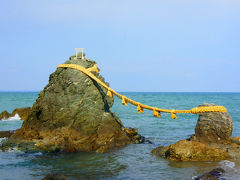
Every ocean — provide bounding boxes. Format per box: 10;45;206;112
0;92;240;180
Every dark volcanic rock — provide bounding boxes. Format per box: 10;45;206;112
195;103;232;143
7;55;131;153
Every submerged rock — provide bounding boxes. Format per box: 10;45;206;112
42;173;69;180
5;54;131;153
195;103;232;143
193;168;225;180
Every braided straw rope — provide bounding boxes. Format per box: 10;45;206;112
57;63;227;119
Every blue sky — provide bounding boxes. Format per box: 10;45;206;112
0;0;239;92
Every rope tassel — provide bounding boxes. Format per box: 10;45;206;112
137;103;143;113
87;64;99;73
107;88;113;97
153;109;161;117
171;110;177;119
57;64;228;118
122;96;128;106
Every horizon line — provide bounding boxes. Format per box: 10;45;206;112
0;90;240;93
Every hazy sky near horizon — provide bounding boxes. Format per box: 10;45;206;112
0;0;239;92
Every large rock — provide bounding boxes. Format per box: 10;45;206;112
195;103;233;143
7;54;131;153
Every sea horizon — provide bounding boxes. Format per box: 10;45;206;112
0;90;240;93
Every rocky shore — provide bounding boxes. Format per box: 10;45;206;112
152;103;240;161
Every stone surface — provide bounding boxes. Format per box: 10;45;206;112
152;140;230;161
12;107;32;121
193;168;225;180
0;107;32;121
195;103;233;143
5;55;131;153
151;104;240;161
0;110;11;120
0;130;16;138
123;127;146;144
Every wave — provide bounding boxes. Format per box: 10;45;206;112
1;114;21;121
220;160;235;169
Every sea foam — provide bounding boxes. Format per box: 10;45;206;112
1;113;21;121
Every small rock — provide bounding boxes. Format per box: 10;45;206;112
193;168;225;180
123;127;146;144
132;134;145;144
42;173;69;180
12;107;32;120
0;110;11;120
123;127;138;137
0;107;32;121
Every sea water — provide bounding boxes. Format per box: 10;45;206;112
0;92;240;180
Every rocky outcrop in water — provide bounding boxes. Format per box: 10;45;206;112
12;107;32;121
42;173;69;180
152;103;240;161
152;140;230;161
0;110;11;120
0;130;16;138
4;54;132;153
195;103;232;143
0;107;32;121
193;168;225;180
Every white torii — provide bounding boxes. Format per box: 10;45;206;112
75;48;84;60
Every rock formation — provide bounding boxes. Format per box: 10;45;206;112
0;130;16;138
195;103;232;143
0;107;32;121
193;168;225;180
0;110;11;120
4;54;132;153
42;173;69;180
12;107;32;121
152;103;240;161
152;140;230;161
